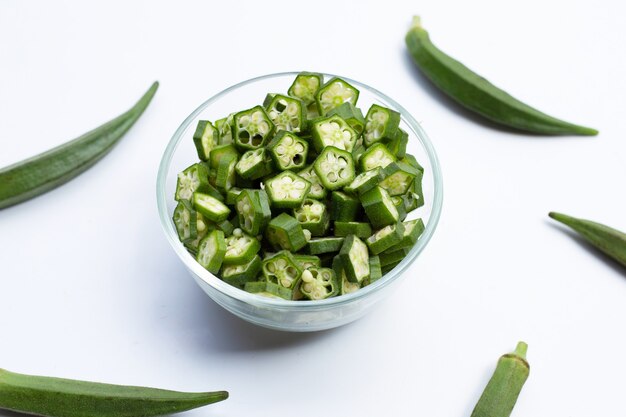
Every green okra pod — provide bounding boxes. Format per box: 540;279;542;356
471;342;529;417
549;212;626;267
0;368;227;417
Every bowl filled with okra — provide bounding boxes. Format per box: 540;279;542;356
157;72;443;331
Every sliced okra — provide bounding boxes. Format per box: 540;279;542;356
338;235;370;283
184;212;209;254
193;120;220;161
332;256;361;296
235;148;273;180
297;165;326;200
196;230;227;274
365;222;405;255
315;77;359;116
402;190;422;213
388;128;408;158
330;191;360;222
312;146;355;190
175;163;211;201
226;187;242;205
213;218;235;237
368;256;383;284
379;247;410;267
173;200;197;243
363;104;401;147
381;262;401;275
293;198;330;236
261;250;303;290
401;153;425;174
344;167;384;196
398;219;425;249
215;114;234;145
204;182;226;201
333;221;372;239
266;131;308;171
265;213;308;252
411;172;425;209
265;94;305;133
359;142;397;172
351;141;367;164
215;154;238;192
232;105;275;151
306;237;345;255
221;254;262;287
379;162;419;196
264;171;311;208
391;195;408;221
310;115;358;153
326;102;366;134
300;267;338;300
192;191;231;222
223;228;261;265
235;189;270;236
293;254;322;270
360;186;399;229
244;281;292;299
288;72;323;107
208;144;239;171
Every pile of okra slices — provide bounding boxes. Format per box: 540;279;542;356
173;72;425;301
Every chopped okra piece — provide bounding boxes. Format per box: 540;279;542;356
297;165;326;200
213;218;235;236
330;191;360;222
173;200;197;243
175;163;211;202
306;237;345;255
368;256;382;284
332;257;361;295
226;187;242;205
193;120;220;161
397;219;425;249
391;195;408;221
232;105;275;151
338;235;370;283
359;142;397;171
235;189;271;236
265;94;305;133
262;250;303;290
401;153;425;174
388;128;408;158
379;162;419;196
184;212;209;254
244;281;292;299
365;222;405;255
411;173;425;209
300;267;338;300
265;213;308;252
402;190;422;213
363;104;401;147
315;77;359;116
208;144;239;171
293;198;330;236
333;221;372;239
192;191;231;222
266;131;308;171
215;114;234;145
351;142;367;164
215;154;238;192
264;171;311;208
344;167;384;196
379;247;410;267
312;146;355;190
235;148;273;180
223;228;261;265
196;230;227;274
360;186;399;229
294;254;322;270
310;115;358;152
203;181;225;202
221;254;262;287
381;262;401;275
326;102;366;134
288;72;323;107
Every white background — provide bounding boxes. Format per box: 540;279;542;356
1;1;625;416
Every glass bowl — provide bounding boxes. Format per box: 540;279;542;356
156;72;443;332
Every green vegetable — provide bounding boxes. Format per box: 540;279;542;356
265;213;308;252
366;223;405;255
307;237;345;255
470;342;530;417
235;189;270;236
172;200;197;243
196;230;227;274
332;256;361;295
549;212;626;267
287;72;323;119
223;228;261;265
330;191;361;221
367;256;382;284
175;163;211;202
215;114;234;145
310;115;358;152
344;167;384;196
221;255;262;287
359;142;396;172
313;146;356;190
232;105;275;150
361;186;399;229
265;94;305;133
300;266;338;300
294;254;322;270
261;250;303;292
192;192;230;222
315;77;359;116
264;171;311;208
214;154;237;192
266;130;308;171
193;120;219;161
405;17;597;136
293;198;330;236
235;148;273;180
0;82;158;210
326;102;366;134
297;165;327;199
363;104;401;147
0;368;226;417
379;162;419;196
338;234;370;283
333;221;372;239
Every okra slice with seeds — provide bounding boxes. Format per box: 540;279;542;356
221;254;262;287
363;104;401;147
293;198;330;236
388;128;408;158
173;200;197;243
215;114;234;145
264;171;311;208
223;228;261;265
391;195;408;221
365;222;405;255
333;221;372;239
330;191;361;222
192;192;231;222
306;237;345;255
379;247;410;267
332;256;361;296
361;186;399;229
359;142;397;172
294;254;322;270
402;189;423;213
351;142;367;165
300;267;338;300
344;167;384;196
338;235;370;284
310;115;358;152
232;105;275;151
265;94;305;133
267;131;308;171
209;144;239;171
265;213;308;252
315;77;359;116
297;165;326;200
196;230;227;274
215;154;238;192
288;72;323;106
175;163;211;202
193;120;220;161
235;189;269;236
226;187;242;205
262;250;303;290
184;212;209;254
313;146;355;190
235;148;273;180
379;162;419;196
326;102;366;134
398;219;425;249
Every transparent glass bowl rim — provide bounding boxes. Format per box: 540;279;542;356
156;71;443;310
